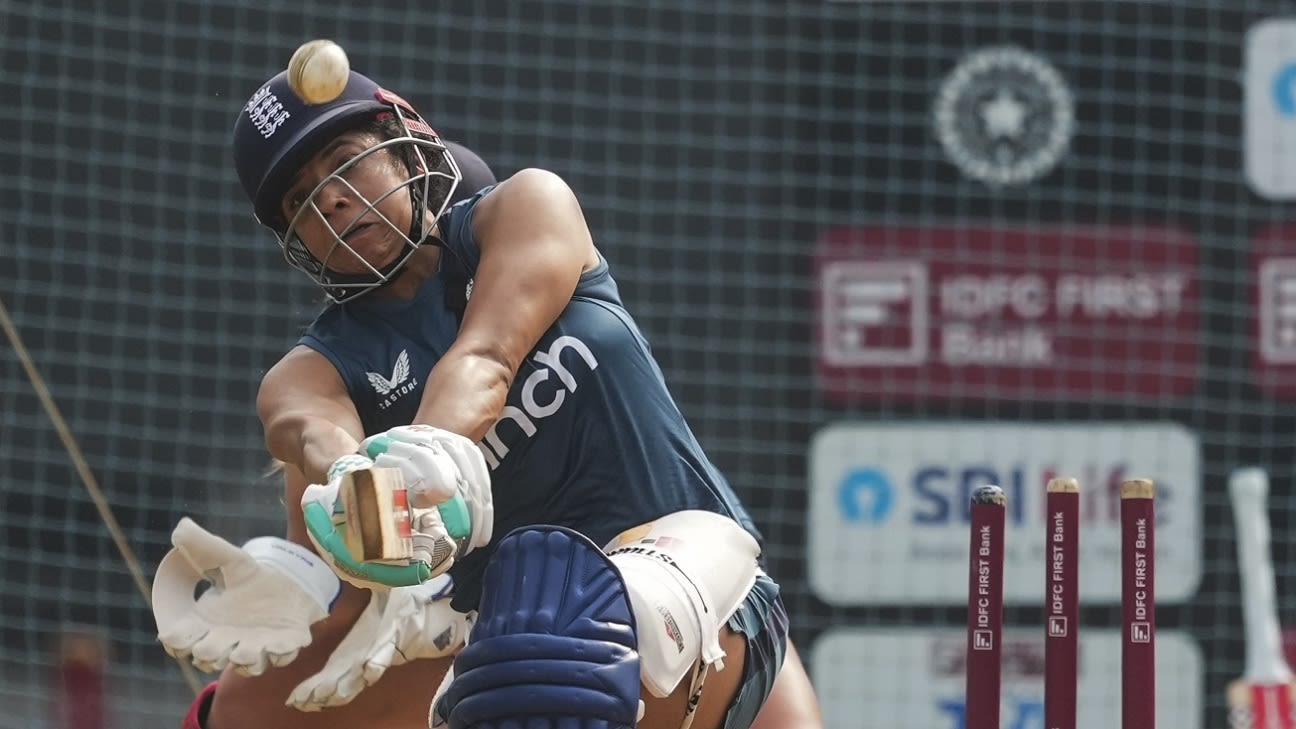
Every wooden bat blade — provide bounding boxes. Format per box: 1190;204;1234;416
339;466;414;562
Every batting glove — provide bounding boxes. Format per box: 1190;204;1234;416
151;517;340;676
361;425;494;554
287;574;472;711
302;454;455;590
303;451;476;586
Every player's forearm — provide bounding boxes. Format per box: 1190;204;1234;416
413;351;512;442
266;414;363;484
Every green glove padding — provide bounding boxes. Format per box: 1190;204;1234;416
302;501;431;588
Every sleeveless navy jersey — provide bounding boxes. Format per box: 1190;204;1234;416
299;187;762;610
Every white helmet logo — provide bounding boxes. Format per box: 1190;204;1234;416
244;85;292;140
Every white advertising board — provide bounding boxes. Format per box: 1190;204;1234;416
1246;19;1296;199
811;628;1202;729
808;422;1200;605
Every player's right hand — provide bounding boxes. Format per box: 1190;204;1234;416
361;425;494;553
151;517;341;676
301;454;440;590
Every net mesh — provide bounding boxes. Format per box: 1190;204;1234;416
0;1;1288;726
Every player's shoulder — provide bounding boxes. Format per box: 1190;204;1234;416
500;167;570;190
501;168;574;200
472;169;576;220
258;345;337;395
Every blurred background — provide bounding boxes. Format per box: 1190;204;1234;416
5;1;1296;726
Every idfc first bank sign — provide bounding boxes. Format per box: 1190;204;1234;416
807;421;1201;606
815;226;1199;400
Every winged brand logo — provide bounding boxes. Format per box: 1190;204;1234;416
367;350;419;410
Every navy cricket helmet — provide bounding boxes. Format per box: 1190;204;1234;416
232;68;465;302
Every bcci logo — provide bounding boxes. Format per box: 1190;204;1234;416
933;46;1075;186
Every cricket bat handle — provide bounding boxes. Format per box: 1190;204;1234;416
1231;467;1293;683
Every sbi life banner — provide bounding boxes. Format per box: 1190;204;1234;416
811;628;1202;729
807;422;1200;605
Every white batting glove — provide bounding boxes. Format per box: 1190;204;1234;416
151;517;340;676
361;425;494;553
303;454;461;590
288;574;471;711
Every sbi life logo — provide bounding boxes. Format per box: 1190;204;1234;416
837;467;894;523
838;464;1166;525
1274;61;1296;117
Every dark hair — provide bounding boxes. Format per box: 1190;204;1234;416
356;115;456;217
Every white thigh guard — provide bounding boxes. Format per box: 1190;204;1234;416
604;510;760;698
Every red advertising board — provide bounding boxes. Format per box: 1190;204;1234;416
816;226;1199;400
1252;226;1296;397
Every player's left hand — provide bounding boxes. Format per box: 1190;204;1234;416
361;425;494;553
151;517;341;676
287;574;472;711
301;454;442;590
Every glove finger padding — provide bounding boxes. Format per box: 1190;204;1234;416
190;627;245;672
288;575;470;712
156;610;210;660
152;518;340;676
371;439;461;506
409;506;462;575
228;630;305;674
169;517;258;581
362;598;471;683
288;590;386;711
446;439;490;501
435;440;494;549
366;426;494;552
